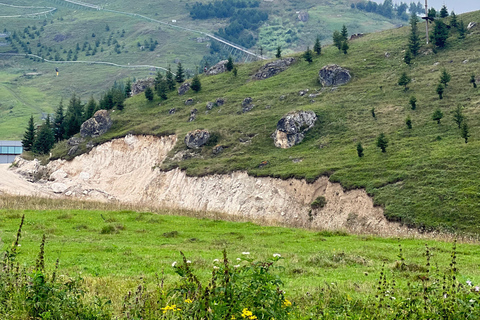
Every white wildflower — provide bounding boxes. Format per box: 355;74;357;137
234;265;240;268
273;253;281;258
236;258;241;261
242;252;250;255
467;280;473;286
475;286;480;292
470;299;475;303
213;259;219;263
186;260;191;264
213;266;219;270
172;261;177;267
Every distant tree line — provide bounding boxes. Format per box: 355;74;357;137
352;0;424;21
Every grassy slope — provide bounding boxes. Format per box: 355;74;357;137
0;0;402;139
65;10;480;234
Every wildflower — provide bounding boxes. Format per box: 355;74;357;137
186;260;191;264
237;258;242;261
185;299;193;303
213;266;219;269
470;299;475;303
475;286;480;292
161;304;181;313
273;253;281;258
283;299;292;307
231;316;236;320
467;280;473;286
241;308;257;319
234;265;240;268
391;297;396;300
213;259;219;263
172;261;177;267
242;252;250;255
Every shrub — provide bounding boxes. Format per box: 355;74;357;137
311;196;327;209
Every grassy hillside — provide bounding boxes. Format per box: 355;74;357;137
51;10;480;234
0;0;404;139
2;196;480;318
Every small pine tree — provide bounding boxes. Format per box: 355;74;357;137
405;116;412;129
53;100;65;142
275;46;282;58
432;109;444;124
461;121;470;143
376;133;388;153
144;86;154;101
453;105;464;128
226;56;234;71
313;36;321;55
156;80;168;100
436;83;445;99
439;68;451;87
303;46;313;63
124;79;132;97
333;30;343;50
450;11;458;28
341;40;349;54
458;20;467;39
431;20;449;48
371;107;376;119
356;142;364;157
409;96;417;110
404;50;412;65
470;74;477;88
398;72;411;91
191;74;202;92
439;5;449;18
408;13;421;56
341;24;348;41
166;66;176;91
154;71;164;91
33;115;55;155
175;62;185;84
233;66;238;77
22;115;36;151
84;95;97;120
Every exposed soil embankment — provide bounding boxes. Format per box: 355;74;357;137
7;135;414;235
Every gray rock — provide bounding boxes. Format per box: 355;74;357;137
298;11;309;22
216;98;225;106
206;60;228;75
253;58;296;80
349;33;364;40
206;102;215;110
242;97;254;113
67;137;84;146
185;98;194;106
67;145;79;157
273;111;317;149
169;108;176;114
188;109;197;122
51;183;68;194
80;110;112;138
178;82;191;95
318;64;351;87
185;129;210;149
212;145;225;155
131;78;155;96
279;95;286;101
467;22;476;30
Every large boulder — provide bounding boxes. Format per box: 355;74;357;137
273;111;317;149
253;58;296;80
184;129;210;149
298;11;309;22
80;110;112;138
206;60;228;75
178;82;191;95
318;64;351;87
131;78;154;96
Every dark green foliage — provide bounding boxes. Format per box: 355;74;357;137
144;87;154;101
124;79;132;97
355;0;408;20
191;75;202;92
84;96;97;120
341;24;348;41
439;68;451;87
154;71;164;91
33;115;55;154
311;196;327;209
371;107;376;119
53;100;65;142
356;142;364;157
409;96;417;110
166;67;176;91
436;83;445;99
431;20;449;47
470;74;477;88
439;5;449;18
175;63;185;83
156;79;168;100
313;36;321;55
432;109;444;124
458;20;467;39
405;116;412;129
428;8;437;20
450;11;458;28
275;46;282;58
398;71;411;90
453;105;464;128
341;40;349;54
303;46;313;63
226;56;234;71
461;121;470;143
22;115;36;151
333;30;343;50
404;49;412;65
233;66;238;77
376;133;388;153
64;93;83;139
408;13;420;56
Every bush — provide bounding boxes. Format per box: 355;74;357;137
311;196;327;209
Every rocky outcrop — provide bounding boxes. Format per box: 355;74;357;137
178;82;191;95
349;33;364;40
185;129;210;149
216;98;225;106
206;102;215;110
298;11;309;22
318;64;351;87
80;110;112;138
206;60;228;75
185;98;194;106
188;109;197;122
273;111;317;149
253;58;296;80
131;78;154;96
467;22;476;30
242;97;254;113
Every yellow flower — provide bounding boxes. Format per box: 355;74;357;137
185;298;193;303
283;299;292;307
231;316;236;320
160;304;181;313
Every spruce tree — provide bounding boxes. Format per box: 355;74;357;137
470;74;477;88
313;36;321;55
341;24;348;41
398;72;411;91
461;121;470;143
371;107;376;119
233;66;238;77
53;100;65;142
144;87;154;101
341;40;349;54
408;13;421;56
356;142;364;157
156;79;168;100
333;30;343;50
33;115;55;155
303;46;313;63
191;74;202;92
458;20;467;39
154;71;164;91
404;49;412;65
275;46;282;58
64;93;84;139
406;116;412;129
166;66;176;91
431;20;449;47
436;83;445;99
124;78;132;97
439;5;449;18
450;11;458;28
84;96;97;120
175;62;185;83
226;56;234;71
409;96;417;110
376;133;388;153
432;109;444;124
439;68;451;87
22;115;36;151
453;105;464;128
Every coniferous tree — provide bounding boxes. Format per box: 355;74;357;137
156;79;168;100
22;115;36;151
371;107;376;119
404;50;412;65
175;63;185;83
431;20;449;47
432;109;444;124
461;121;470;143
439;68;451;87
124;78;132;97
406;116;412;129
64;93;84;139
333;30;343;50
470;74;477;88
111;87;125;110
450;11;458;28
154;71;164;91
356;142;364;157
275;46;282;58
408;13;421;56
84;96;97;120
436;83;445;99
341;40;349;54
191;74;202;92
439;5;449;18
458;20;467;39
409;96;417;110
376;133;388;153
233;66;238;77
313;36;321;55
398;72;411;91
453;105;464;128
341;24;348;41
144;87;154;101
166;66;176;91
33;115;55;155
53;100;65;142
303;46;313;63
226;56;234;71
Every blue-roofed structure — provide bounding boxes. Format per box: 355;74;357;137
0;141;23;164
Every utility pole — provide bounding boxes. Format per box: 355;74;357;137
425;0;428;44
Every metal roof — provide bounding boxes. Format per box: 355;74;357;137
0;141;23;147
